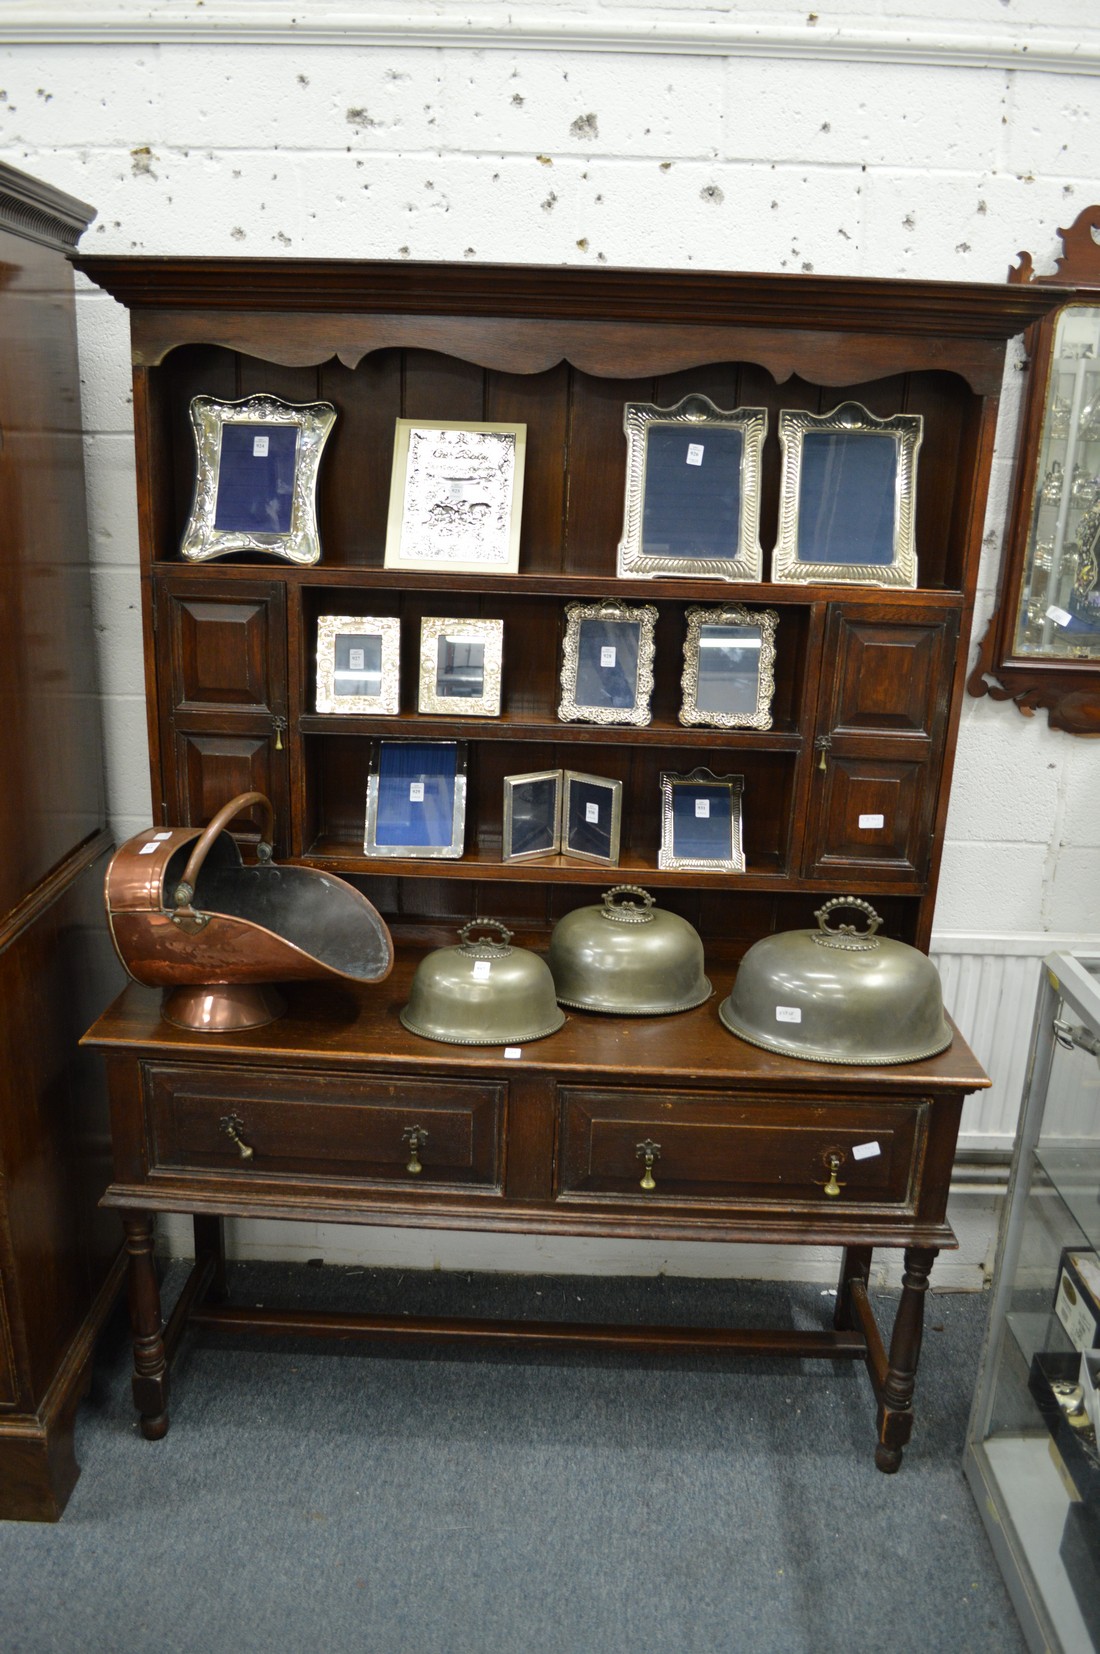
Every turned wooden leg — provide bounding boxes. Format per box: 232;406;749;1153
193;1214;227;1303
123;1213;170;1441
834;1245;873;1332
874;1245;938;1474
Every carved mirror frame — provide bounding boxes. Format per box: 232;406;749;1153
969;205;1100;734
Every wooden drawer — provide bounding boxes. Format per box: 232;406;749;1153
145;1064;504;1191
556;1087;927;1211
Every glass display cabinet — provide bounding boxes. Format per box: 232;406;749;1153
966;951;1100;1652
969;205;1100;732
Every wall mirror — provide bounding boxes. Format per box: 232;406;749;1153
969;206;1100;733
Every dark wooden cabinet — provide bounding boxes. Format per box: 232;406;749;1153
0;167;124;1522
78;254;1058;1471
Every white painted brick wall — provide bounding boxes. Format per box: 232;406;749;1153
1;3;1097;1279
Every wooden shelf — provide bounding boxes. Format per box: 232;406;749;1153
153;559;968;609
297;840;924;895
299;711;803;751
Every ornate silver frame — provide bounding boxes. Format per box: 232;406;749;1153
679;605;778;730
180;393;336;565
558;599;658;727
364;740;467;860
502;769;563;862
418;617;504;717
658;767;745;872
562;770;623;866
617;394;766;581
315;614;401;716
384;419;527;575
773;401;923;588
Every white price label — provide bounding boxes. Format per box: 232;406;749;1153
686;443;705;466
852;1141;881;1161
585;801;600;823
138;841;160;855
153;832;173;841
504;1047;523;1060
1046;604;1073;628
695;797;711;819
858;813;885;830
348;648;365;670
409;781;425;803
775;1005;802;1024
600;646;617;668
472;960;491;981
252;434;270;458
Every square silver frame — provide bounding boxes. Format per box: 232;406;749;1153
384;419;527;575
502;769;563;862
558;598;658;727
562;770;623;865
617;393;767;582
773;400;923;588
658;767;745;872
679;605;778;731
418;617;504;717
316;614;401;716
364;739;468;860
180;393;336;565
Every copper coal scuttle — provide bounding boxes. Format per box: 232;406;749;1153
105;792;394;1031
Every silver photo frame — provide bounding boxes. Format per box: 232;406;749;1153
503;769;563;862
773;401;923;588
418;617;504;717
617;394;767;582
384;419;527;574
364;739;467;859
316;614;401;716
658;767;745;872
562;770;623;865
679;605;778;731
180;393;336;565
558;599;657;727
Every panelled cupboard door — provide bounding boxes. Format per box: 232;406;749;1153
804;603;960;884
154;575;289;850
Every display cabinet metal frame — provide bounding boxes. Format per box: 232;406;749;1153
965;951;1100;1652
969;205;1100;734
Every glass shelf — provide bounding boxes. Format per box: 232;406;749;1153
966;952;1100;1654
1035;1144;1100;1256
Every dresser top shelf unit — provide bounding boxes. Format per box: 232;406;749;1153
79;254;1062;963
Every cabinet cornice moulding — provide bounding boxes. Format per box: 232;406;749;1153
1;4;1097;77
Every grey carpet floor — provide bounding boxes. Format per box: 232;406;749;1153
0;1264;1024;1654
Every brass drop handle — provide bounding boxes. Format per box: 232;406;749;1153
814;735;832;773
403;1125;428;1175
822;1153;846;1198
636;1138;661;1191
272;714;287;752
219;1114;254;1161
